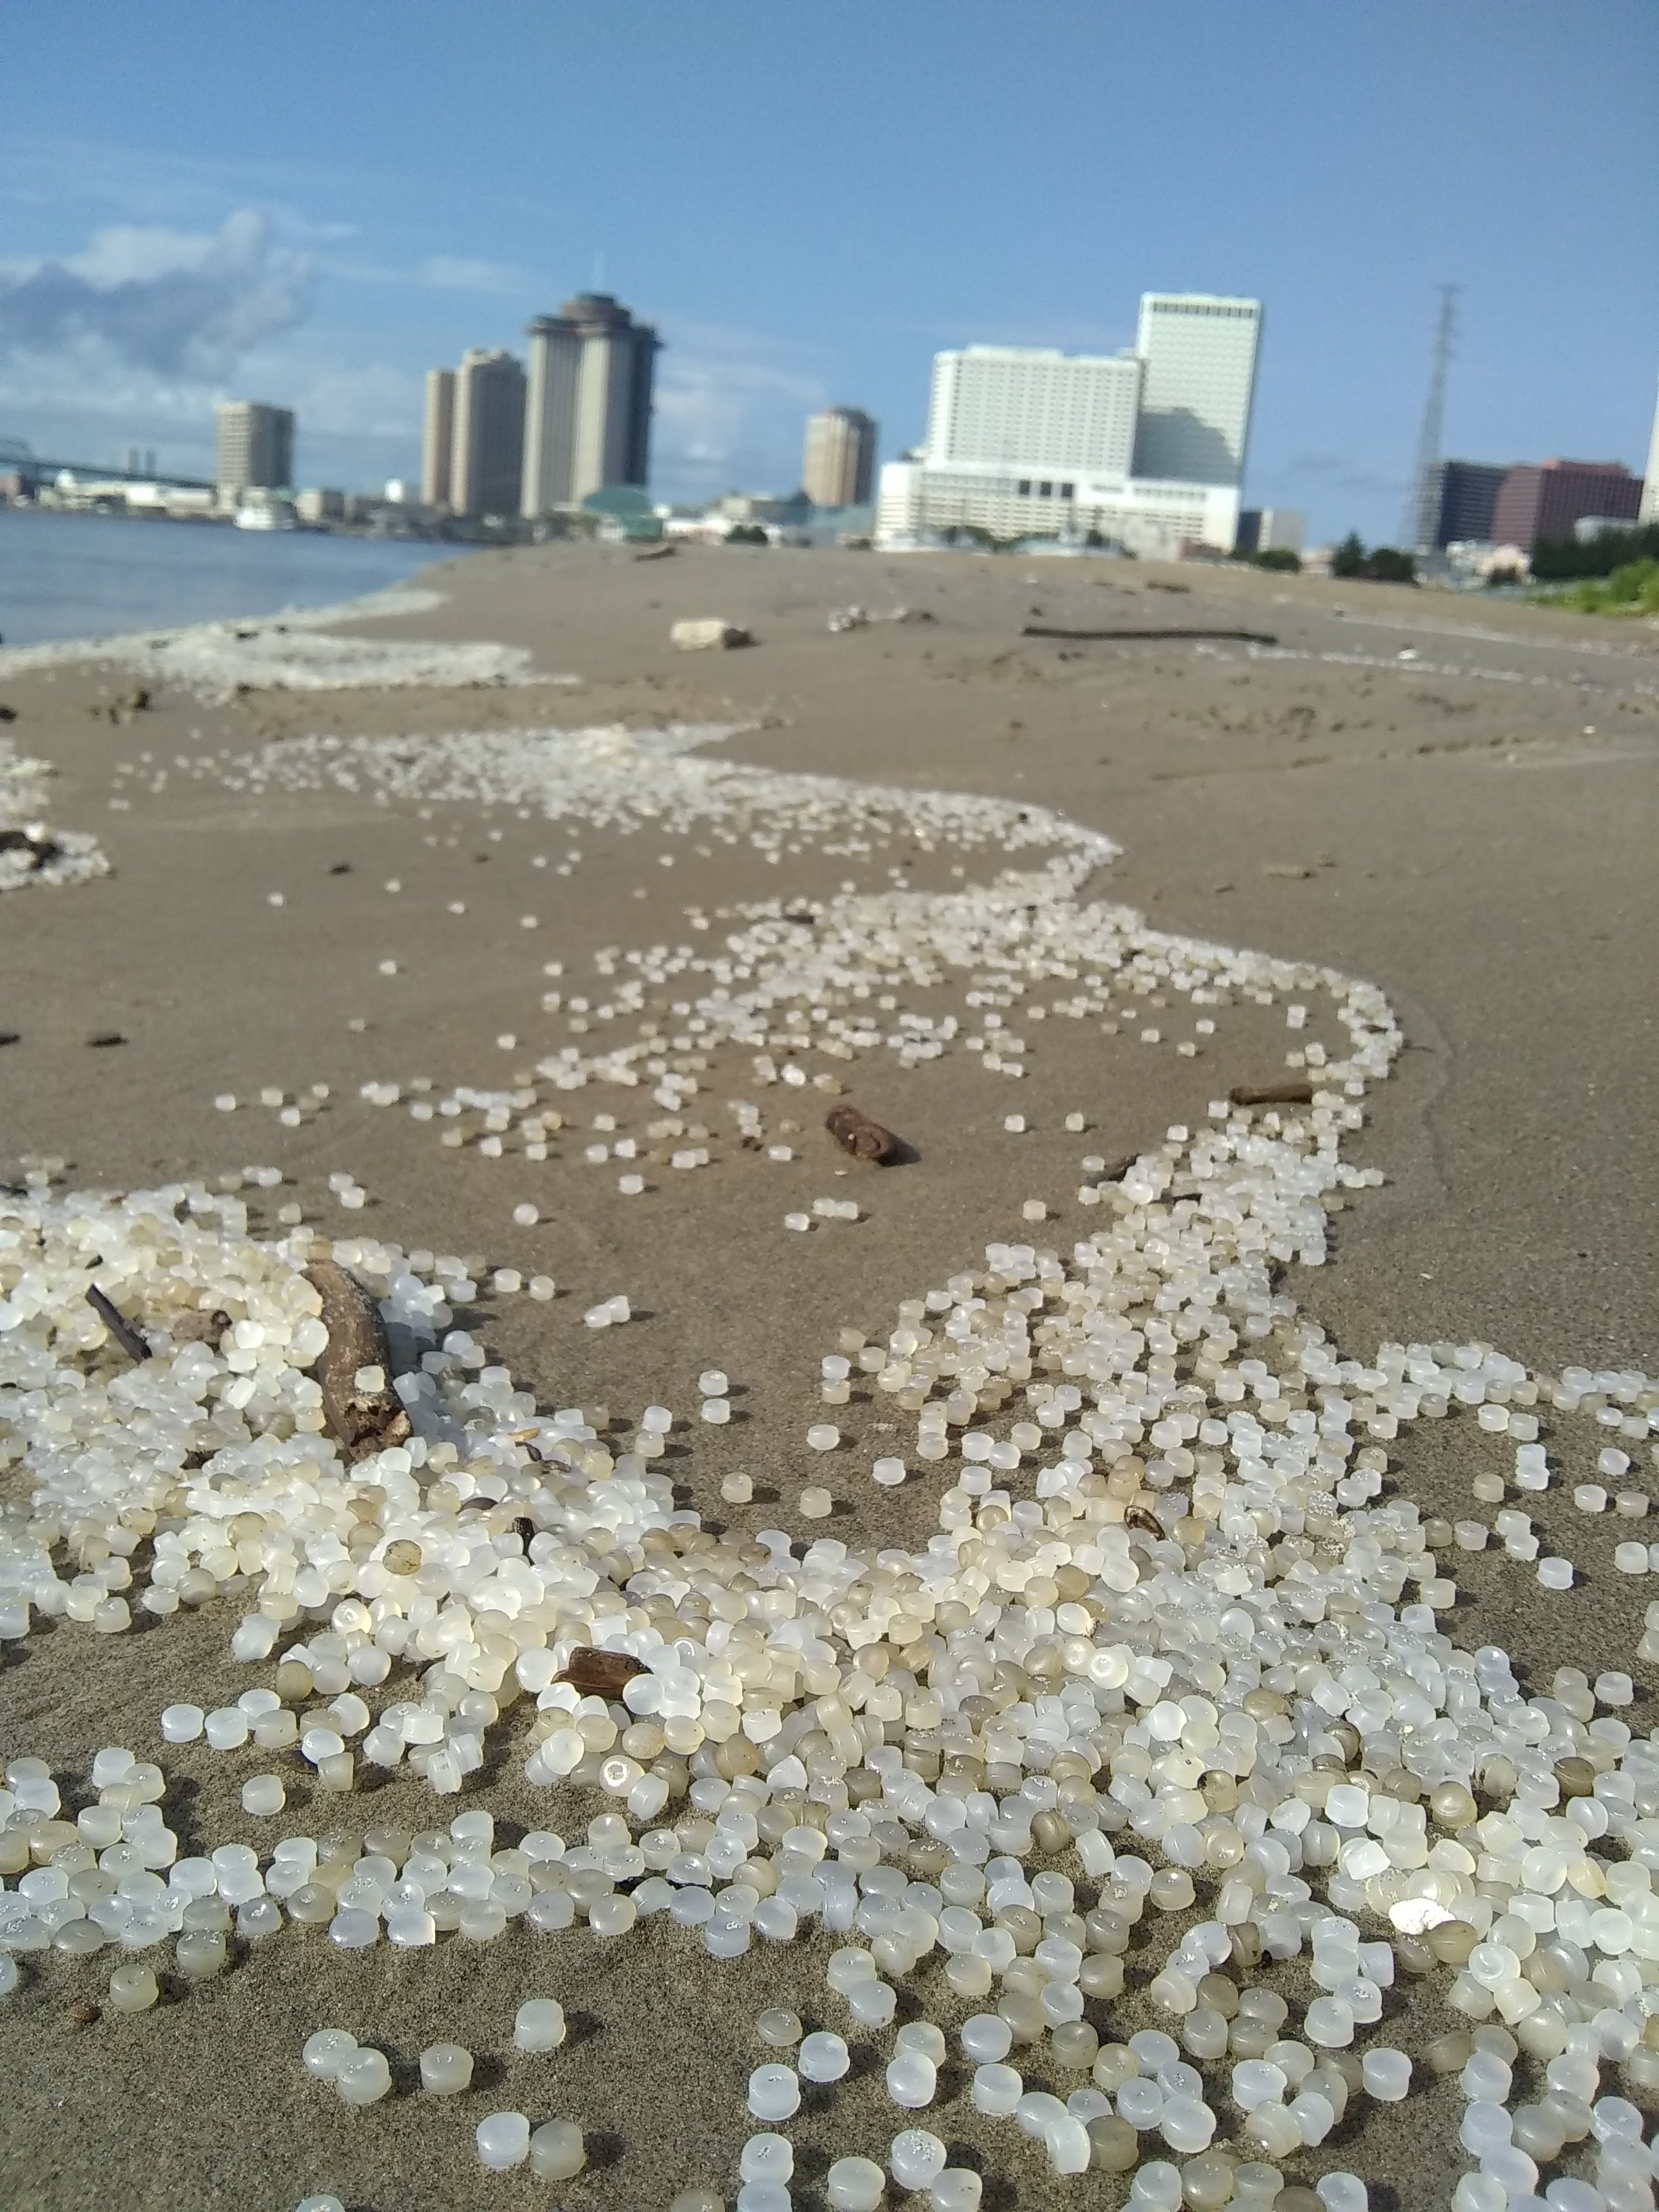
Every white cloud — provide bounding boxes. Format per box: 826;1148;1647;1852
0;208;312;379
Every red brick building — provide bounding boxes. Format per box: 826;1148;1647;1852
1492;459;1642;551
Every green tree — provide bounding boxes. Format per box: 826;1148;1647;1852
1531;522;1659;581
1365;546;1417;585
726;523;769;546
1252;547;1301;573
1330;531;1367;578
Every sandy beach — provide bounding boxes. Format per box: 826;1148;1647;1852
1;541;1656;2212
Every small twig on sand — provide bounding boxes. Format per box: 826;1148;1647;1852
1228;1080;1317;1107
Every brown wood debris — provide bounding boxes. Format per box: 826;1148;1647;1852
302;1259;413;1461
554;1647;650;1697
1227;1080;1316;1107
825;1101;902;1163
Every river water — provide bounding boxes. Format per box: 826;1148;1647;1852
0;508;458;647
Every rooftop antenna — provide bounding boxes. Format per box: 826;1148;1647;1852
1404;283;1458;553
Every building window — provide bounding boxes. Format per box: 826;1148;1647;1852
1039;480;1051;497
1017;480;1031;495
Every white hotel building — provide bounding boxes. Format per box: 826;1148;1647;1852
877;293;1262;557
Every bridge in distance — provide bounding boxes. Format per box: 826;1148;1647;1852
0;438;215;493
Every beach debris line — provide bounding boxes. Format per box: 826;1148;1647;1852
0;594;552;699
1;1166;1654;2205
301;1257;413;1460
5;714;1658;2205
825;1100;903;1162
670;618;754;651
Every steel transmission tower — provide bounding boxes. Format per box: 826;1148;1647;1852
1402;285;1458;553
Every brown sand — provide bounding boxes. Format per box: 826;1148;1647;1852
0;544;1655;2210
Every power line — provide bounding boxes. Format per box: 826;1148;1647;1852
1403;285;1458;552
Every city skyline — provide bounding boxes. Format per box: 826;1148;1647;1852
0;4;1655;544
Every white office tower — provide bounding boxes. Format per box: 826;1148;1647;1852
1640;373;1659;525
878;291;1263;557
1132;294;1261;486
925;347;1142;475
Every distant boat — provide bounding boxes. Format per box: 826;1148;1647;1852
234;503;298;531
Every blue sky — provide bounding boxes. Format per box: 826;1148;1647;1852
1;2;1654;543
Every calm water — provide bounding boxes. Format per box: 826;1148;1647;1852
0;509;463;647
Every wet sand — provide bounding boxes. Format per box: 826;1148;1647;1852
0;543;1656;2211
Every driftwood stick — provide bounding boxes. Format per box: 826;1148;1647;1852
85;1284;152;1363
1022;624;1278;645
302;1258;412;1460
1228;1080;1317;1107
825;1101;902;1163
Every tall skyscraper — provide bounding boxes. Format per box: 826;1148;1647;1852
1640;375;1659;526
520;293;659;516
802;407;878;507
422;369;455;509
216;401;294;497
451;349;527;518
1131;294;1263;487
924;348;1142;476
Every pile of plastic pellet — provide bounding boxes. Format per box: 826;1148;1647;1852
0;739;108;892
2;687;1658;2211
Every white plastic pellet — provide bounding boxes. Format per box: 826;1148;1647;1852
890;2128;947;2186
419;2043;473;2094
826;2158;886;2211
335;2049;392;2106
887;2051;937;2108
242;1774;285;1816
747;2065;801;2122
303;2029;358;2081
514;1997;567;2052
798;2032;850;2082
528;2121;586;2181
476;2112;531;2171
741;2134;794;2182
